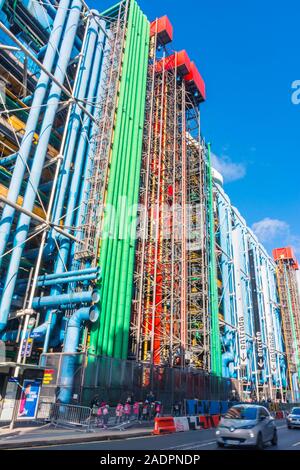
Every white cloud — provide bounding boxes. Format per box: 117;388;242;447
252;218;290;243
252;217;300;256
211;153;246;183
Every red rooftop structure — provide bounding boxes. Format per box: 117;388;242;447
273;247;299;270
150;16;173;45
184;61;206;103
155;50;191;76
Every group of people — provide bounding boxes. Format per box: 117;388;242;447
115;391;163;424
90;397;110;429
90;391;163;428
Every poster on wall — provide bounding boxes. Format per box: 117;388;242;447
17;379;41;420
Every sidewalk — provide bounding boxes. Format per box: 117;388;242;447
0;422;153;449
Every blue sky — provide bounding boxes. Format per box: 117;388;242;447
91;0;300;257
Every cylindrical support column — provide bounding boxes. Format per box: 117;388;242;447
0;0;72;262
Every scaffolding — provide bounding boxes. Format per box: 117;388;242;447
74;3;128;263
274;249;300;400
131;28;209;369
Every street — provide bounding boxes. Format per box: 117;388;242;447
27;422;300;451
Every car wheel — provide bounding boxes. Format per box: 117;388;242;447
288;425;292;429
256;432;264;450
217;442;224;448
271;430;278;446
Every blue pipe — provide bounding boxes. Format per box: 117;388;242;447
17;267;99;285
17;273;98;289
22;94;33;105
37;273;98;287
1;323;65;347
58;306;99;403
42;0;57;19
0;0;83;333
30;316;66;343
32;290;99;309
39;267;99;282
50;16;101;247
0;153;18;165
70;19;108;258
52;23;105;267
43;20;106;350
0;0;72;263
0;329;18;342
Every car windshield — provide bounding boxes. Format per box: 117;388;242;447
224;406;257;420
291;408;300;415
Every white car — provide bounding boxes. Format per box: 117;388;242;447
286;407;300;429
216;404;277;450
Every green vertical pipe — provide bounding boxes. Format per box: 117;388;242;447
207;143;222;376
121;17;150;359
113;14;149;359
106;9;144;357
89;0;136;354
98;0;139;355
284;265;300;381
103;2;141;356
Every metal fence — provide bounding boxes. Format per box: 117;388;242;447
36;401;139;432
39;353;236;409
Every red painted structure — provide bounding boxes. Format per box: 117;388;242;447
155;50;191;76
184;61;206;103
150;16;173;45
273;247;299;270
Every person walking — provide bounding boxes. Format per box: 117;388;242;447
115;402;124;425
102;404;109;429
173;400;181;417
96;405;103;428
155;401;162;418
133;401;139;422
142;401;149;421
146;391;156;404
124;401;131;422
138;401;143;422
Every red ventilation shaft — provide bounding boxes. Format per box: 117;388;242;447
155;50;191;76
184;61;206;104
150;16;173;45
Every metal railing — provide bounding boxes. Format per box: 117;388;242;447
36;402;140;432
36;401;53;422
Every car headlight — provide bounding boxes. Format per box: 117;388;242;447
216;430;220;435
249;432;255;438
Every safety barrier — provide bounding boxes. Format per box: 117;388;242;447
36;401;138;431
153;417;176;435
50;403;92;431
174;417;189;432
153;414;223;435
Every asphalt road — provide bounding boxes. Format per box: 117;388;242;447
30;422;300;451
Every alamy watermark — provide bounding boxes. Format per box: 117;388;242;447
97;197;205;251
291;80;300;104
